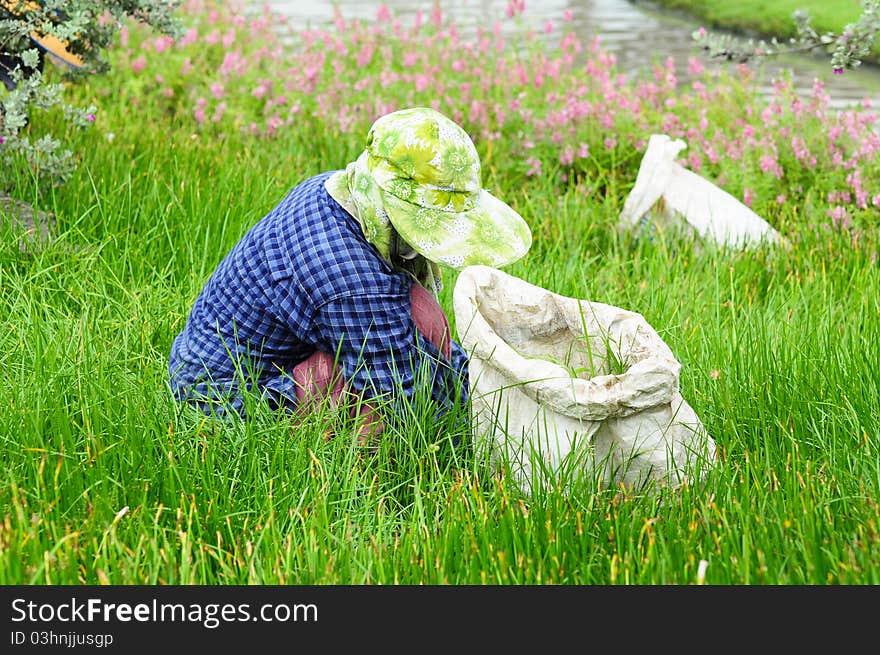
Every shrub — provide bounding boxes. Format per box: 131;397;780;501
0;0;181;187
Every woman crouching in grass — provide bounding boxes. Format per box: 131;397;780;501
168;107;532;445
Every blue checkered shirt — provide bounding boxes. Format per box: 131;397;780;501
168;172;469;418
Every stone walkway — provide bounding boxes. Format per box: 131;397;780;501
1;191;56;253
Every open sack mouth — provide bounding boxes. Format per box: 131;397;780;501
453;265;717;494
472;281;637;381
453;265;682;415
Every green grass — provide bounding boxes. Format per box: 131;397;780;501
1;8;879;585
647;0;880;62
3;121;878;584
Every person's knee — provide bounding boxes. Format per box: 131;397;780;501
293;350;345;408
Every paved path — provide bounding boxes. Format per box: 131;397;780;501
1;191;56;253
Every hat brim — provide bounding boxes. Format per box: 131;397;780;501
381;188;532;270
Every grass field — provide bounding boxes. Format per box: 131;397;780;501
647;0;880;63
1;1;878;584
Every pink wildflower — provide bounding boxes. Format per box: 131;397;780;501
153;36;173;53
332;8;346;32
356;44;374;67
563;9;573;22
131;55;146;73
525;156;542;176
661;113;679;134
828;191;852;204
376;4;391;22
430;4;442;28
469;100;484;123
759;155;783;179
266;115;284;135
847;170;868;208
687;57;704;75
252;80;272;99
179;27;197;47
828;205;850;227
743;188;753;207
212;102;226;122
704;146;719;164
493;22;505;52
791;136;810;163
559;146;574;166
506;0;525;19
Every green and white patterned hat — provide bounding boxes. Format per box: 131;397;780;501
333;107;532;270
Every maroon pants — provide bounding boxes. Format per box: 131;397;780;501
290;283;452;442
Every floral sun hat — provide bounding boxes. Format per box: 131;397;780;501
325;107;532;287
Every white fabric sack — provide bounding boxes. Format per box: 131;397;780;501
453;265;716;495
618;134;782;249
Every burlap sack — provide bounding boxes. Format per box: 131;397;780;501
453;265;716;494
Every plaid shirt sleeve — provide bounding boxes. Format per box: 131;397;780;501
304;289;470;414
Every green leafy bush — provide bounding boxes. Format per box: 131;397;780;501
0;0;181;186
